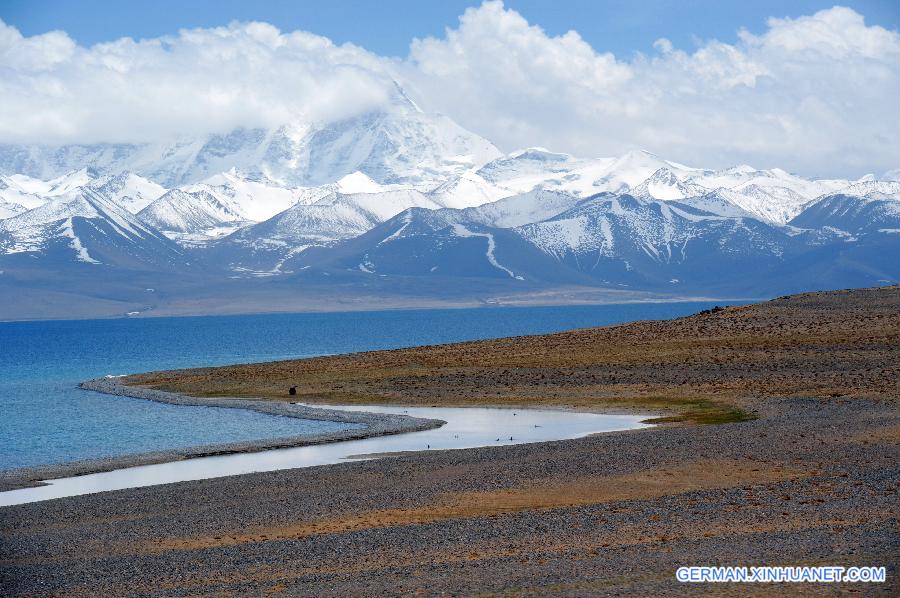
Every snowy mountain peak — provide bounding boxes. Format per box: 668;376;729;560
3;187;148;233
726;164;757;175
791;184;900;234
44;168;99;196
0;186;182;268
427;171;511;209
706;185;809;225
477;148;587;194
591;150;694;192
88;171;166;213
631;168;705;201
389;80;424;114
508;147;572;162
185;173;323;223
833;180;900;200
0;174;49;215
648;168;681;185
336;172;383;194
138;188;247;240
0;90;502;189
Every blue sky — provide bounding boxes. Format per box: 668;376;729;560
1;1;898;176
2;0;898;58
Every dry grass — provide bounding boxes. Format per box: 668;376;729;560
125;286;900;425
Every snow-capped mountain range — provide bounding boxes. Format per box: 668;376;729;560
1;99;898;318
0;88;500;189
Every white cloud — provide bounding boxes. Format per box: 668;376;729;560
402;2;900;177
0;20;396;144
1;2;898;177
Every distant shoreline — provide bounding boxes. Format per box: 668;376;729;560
0;287;748;324
0;378;445;493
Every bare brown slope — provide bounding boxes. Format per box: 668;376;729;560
126;286;900;423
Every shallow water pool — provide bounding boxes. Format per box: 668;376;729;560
0;404;652;506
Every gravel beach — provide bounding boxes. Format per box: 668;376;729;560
1;286;897;595
1;395;896;595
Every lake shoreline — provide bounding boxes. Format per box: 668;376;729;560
3;394;896;595
0;378;446;492
1;286;897;594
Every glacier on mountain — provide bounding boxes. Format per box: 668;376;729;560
0;88;501;189
0;99;898;318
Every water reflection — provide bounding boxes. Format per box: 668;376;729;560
0;405;651;506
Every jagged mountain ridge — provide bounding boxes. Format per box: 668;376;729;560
1;149;897;285
789;182;900;234
295;188;898;295
0;91;502;188
0;187;184;270
0;94;898;318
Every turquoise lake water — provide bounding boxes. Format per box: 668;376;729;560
0;301;736;471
